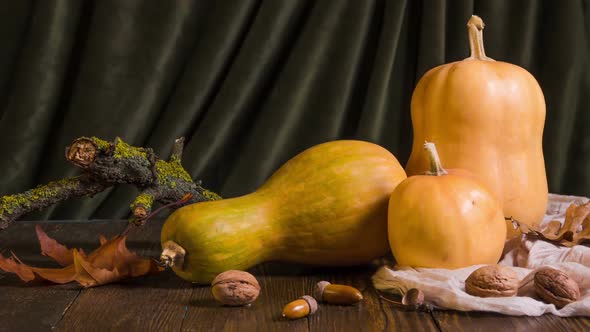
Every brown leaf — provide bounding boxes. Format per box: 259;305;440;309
86;236;123;270
35;225;74;266
32;265;78;284
0;227;162;287
99;234;108;245
113;237;156;277
73;249;115;287
514;201;590;246
0;253;78;284
0;254;35;282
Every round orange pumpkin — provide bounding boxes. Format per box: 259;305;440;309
405;15;548;238
389;142;506;268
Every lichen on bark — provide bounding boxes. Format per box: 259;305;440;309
0;175;109;229
0;136;220;229
113;137;148;160
155;160;192;186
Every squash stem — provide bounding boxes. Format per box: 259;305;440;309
159;240;186;269
466;15;494;61
424;142;448;176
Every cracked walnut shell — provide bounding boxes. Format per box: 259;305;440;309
465;265;519;297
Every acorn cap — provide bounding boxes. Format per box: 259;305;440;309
314;281;331;301
301;295;318;314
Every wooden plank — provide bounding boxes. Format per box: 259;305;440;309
377;293;442;332
55;219;193;332
0;221;125;332
3;219;590;331
181;263;310;332
308;266;440;331
182;264;439;332
433;310;590;332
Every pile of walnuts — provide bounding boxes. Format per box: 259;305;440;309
465;265;580;308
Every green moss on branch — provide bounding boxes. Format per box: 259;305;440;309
0;136;222;230
0;176;109;229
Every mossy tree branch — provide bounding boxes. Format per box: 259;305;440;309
0;175;110;229
0;136;221;229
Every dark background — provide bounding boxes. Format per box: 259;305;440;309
0;0;588;220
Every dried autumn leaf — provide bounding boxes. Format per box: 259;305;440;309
514;201;590;247
0;226;161;287
73;249;118;287
35;225;74;266
113;237;156;277
0;254;36;282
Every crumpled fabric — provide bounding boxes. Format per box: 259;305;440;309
372;194;590;316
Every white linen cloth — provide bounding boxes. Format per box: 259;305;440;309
372;194;590;316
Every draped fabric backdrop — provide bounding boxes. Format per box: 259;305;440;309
0;0;588;220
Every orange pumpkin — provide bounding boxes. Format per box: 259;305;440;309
389;142;506;268
405;15;547;238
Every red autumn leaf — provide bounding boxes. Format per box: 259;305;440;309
35;225;74;266
0;226;162;287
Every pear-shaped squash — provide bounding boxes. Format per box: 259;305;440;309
405;15;548;238
389;142;506;268
160;140;407;283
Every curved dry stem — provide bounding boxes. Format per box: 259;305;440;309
466;15;494;61
423;142;448;176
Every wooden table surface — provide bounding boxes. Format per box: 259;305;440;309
0;220;588;332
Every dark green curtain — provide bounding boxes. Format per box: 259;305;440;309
0;0;588;220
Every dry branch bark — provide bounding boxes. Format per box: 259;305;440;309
0;136;221;229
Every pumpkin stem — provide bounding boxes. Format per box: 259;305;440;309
466;15;494;61
159;240;186;269
424;142;448;176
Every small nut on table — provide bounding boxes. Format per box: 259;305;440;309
282;295;318;320
534;267;580;309
314;281;363;305
211;270;261;306
465;265;519;297
402;288;425;307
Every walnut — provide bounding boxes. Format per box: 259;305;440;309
534;267;580;308
465;265;519;297
211;270;261;306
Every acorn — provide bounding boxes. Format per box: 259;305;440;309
281;295;318;320
402;288;425;308
314;281;363;305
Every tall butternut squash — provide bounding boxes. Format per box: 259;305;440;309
405;16;547;237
